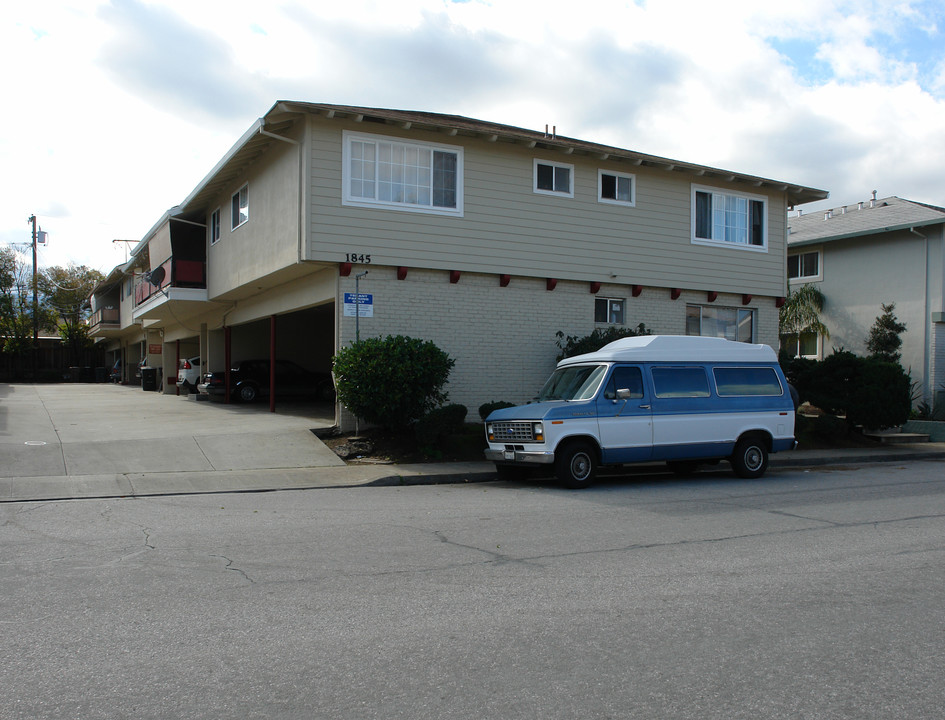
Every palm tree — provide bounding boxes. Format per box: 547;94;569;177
779;283;829;356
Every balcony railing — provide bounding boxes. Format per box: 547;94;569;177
90;307;120;328
134;257;206;307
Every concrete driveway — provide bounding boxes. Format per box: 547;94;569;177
0;383;343;480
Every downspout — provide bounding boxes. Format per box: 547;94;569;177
910;226;930;403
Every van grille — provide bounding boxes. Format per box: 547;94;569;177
490;421;536;442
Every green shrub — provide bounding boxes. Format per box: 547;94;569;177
845;359;911;430
780;355;818;405
415;404;468;449
333;335;455;430
802;349;911;430
810;414;848;440
555;323;651;361
478;400;516;420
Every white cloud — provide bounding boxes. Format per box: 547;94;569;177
1;0;944;273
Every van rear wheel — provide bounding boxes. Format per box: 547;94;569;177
731;435;769;479
555;441;597;489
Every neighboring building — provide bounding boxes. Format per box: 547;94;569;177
89;101;826;426
786;194;945;405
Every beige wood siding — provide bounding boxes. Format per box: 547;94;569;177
307;117;789;296
206;132;301;298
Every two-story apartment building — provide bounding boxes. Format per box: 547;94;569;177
90;101;827;424
787;194;945;407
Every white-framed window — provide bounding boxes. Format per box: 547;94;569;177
788;250;821;282
595;298;626;324
231;185;248;230
210;208;221;245
534;159;573;197
780;331;820;359
692;185;766;249
343;131;463;216
598;170;635;206
686;304;755;343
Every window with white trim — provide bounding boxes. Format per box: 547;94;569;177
595;298;625;324
231;185;248;230
686;304;755;343
780;331;820;359
210;208;221;245
692;186;766;248
788;250;821;281
343;131;462;215
534;159;573;197
598;170;634;206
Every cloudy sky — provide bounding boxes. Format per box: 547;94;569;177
2;0;944;274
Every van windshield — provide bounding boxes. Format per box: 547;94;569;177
538;364;607;401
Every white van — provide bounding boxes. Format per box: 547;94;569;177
483;335;796;488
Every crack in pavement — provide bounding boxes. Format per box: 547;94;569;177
210;554;254;583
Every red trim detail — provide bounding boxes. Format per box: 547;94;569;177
671;288;681;300
776;296;786;308
742;294;753;305
546;278;558;291
450;270;461;284
632;285;643;297
707;291;718;303
339;262;352;277
499;274;511;287
397;266;408;280
590;282;601;294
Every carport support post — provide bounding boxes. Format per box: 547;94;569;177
175;340;180;396
224;325;232;404
269;314;276;413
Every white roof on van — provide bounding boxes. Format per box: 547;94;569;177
557;335;778;366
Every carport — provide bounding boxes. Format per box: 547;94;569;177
209;302;334;412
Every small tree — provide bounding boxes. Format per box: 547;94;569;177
866;302;907;364
1;247;56;377
38;264;104;367
332;335;455;430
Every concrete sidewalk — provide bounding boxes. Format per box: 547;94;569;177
4;445;945;503
2;383;944;502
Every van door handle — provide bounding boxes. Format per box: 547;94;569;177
639;404;651;409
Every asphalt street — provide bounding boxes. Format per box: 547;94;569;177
2;460;944;719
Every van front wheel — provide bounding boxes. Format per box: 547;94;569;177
731;436;769;479
555;441;597;489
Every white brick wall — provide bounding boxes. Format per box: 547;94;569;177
335;266;779;428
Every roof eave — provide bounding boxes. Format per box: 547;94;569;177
789;217;945;247
275;101;828;206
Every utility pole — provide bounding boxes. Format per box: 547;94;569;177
28;215;38;377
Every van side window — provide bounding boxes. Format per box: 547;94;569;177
652;367;710;398
713;367;783;396
603;366;644;399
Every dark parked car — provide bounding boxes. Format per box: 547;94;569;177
197;359;335;403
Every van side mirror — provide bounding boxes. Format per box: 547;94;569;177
616;388;632;399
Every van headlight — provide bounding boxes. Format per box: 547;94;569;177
486;423;494;442
534;422;544;442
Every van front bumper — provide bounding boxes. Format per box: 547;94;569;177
485;448;556;465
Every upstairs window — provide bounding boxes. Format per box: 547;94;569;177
598;170;635;206
344;131;463;215
210;208;221;245
534;160;573;197
788;250;821;281
693;186;766;248
231;185;248;230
